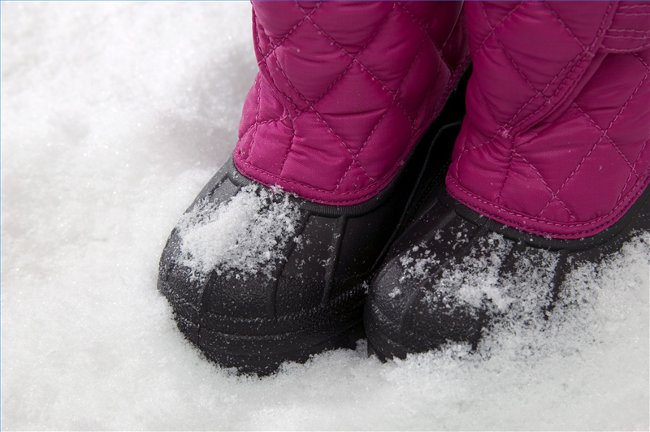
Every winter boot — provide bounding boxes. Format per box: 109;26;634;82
158;1;469;374
365;1;650;359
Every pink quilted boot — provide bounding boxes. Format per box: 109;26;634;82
366;1;650;359
158;1;468;374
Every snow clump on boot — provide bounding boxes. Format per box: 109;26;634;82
176;185;301;281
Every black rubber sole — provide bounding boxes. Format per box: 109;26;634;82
198;319;365;375
364;185;650;362
364;300;479;362
365;319;409;363
160;274;368;375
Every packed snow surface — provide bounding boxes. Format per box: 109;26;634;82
2;3;649;430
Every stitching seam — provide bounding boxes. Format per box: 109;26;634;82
447;174;649;235
534;52;649;217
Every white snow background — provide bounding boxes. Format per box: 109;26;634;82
2;2;649;430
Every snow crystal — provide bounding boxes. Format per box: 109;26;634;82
3;3;648;430
437;233;517;312
399;244;439;282
177;184;300;280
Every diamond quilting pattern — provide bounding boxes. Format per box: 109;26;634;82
234;1;468;204
447;1;650;238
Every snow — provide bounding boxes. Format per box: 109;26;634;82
2;3;649;430
178;184;301;280
411;233;555;314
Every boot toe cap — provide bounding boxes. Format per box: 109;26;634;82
366;252;487;360
156;163;367;374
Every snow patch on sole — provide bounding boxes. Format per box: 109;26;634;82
177;184;301;280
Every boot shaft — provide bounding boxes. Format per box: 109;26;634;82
235;1;469;205
448;1;650;239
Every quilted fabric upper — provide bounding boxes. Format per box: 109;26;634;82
234;1;468;205
446;1;650;238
